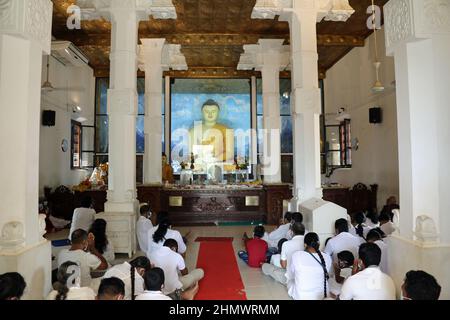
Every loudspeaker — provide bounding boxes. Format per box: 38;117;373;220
369;107;382;124
42;110;56;127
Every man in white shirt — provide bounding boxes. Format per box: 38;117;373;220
379;212;396;236
324;219;362;263
262;212;292;248
262;222;305;285
339;243;396;300
137;204;153;253
401;270;441;300
366;228;389;274
149;239;204;299
69;196;96;240
136;268;172;301
96;277;125;300
58;229;108;287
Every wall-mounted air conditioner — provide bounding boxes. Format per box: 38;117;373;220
51;41;89;67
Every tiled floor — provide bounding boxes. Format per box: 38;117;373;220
47;226;291;300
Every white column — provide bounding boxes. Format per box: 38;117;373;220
0;0;53;299
140;39;166;185
104;5;142;213
289;3;324;204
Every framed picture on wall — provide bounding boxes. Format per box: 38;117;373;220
71;120;82;169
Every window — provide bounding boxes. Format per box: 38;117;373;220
71;120;82;169
324;119;352;173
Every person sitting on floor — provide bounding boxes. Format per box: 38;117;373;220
149;239;204;300
136;268;200;301
366;228;388;274
57;229;108;288
262;212;292;249
239;226;269;268
286;212;308;239
350;212;372;241
47;262;96;300
380;196;399;221
89;219;115;266
137;204;153;253
324;219;362;263
379;212;396;236
269;238;289;268
69;196;96;240
96;277;125;300
147;212;187;257
262;222;305;285
329;251;355;298
401;270;441;300
365;209;380;228
0;272;26;300
103;256;152;300
339;243;396;300
288;232;332;300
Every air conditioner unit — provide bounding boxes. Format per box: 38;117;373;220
51;41;89;67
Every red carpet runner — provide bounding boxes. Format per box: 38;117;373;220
195;239;247;300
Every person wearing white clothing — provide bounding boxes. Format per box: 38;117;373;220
262;212;292;248
88;219;115;265
350;212;373;240
137;204;153;253
136;268;173;301
147;212;187;257
149;239;204;299
288;233;332;300
329;251;355;297
96;277;125;300
379;212;397;236
366;229;389;274
69;196;96;240
103;257;152;300
339;243;396;300
324;219;362;263
262;223;305;285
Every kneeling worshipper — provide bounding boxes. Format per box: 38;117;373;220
329;251;355;298
324;219;362;263
147;212;187;257
96;277;125;301
89;219;115;266
239;226;269;268
137;204;154;253
47;262;96;300
262;212;292;249
69;196;96;240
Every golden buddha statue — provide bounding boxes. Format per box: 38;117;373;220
162;153;174;184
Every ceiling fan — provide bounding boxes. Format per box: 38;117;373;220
41;55;85;93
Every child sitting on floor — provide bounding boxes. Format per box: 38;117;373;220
239;226;269;268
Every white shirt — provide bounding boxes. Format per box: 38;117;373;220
262;223;291;248
340;267;396;300
281;235;305;280
46;287;96;300
380;222;396;236
57;249;101;287
137;216;153;253
374;240;389;274
288;250;332;300
103;262;145;300
349;224;373;239
329;268;353;296
149;246;185;295
102;242;115;265
147;227;186;256
270;254;282;268
324;232;362;262
366;220;380;228
136;291;172;301
69;207;96;240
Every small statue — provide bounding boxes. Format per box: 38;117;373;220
190;153;195;170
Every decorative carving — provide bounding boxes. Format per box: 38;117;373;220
422;0;450;32
384;0;413;55
0;221;25;251
414;215;439;243
193;197;233;213
324;0;355;22
38;214;47;238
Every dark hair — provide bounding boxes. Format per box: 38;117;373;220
144;268;165;291
98;277;125;300
156;211;169;225
324;237;332;247
129;256;152;300
277;238;288;254
54;261;79;301
202;99;220;110
284;212;293;222
304;233;329;299
291;212;303;224
358;243;381;268
354;212;366;239
253;226;265;238
153;219;171;244
140;205;150;216
337;251;355;268
366;228;384;242
291;222;306;236
71;229;88;244
379;212;391;223
163;238;179;251
366;209;379;225
335;219;349;234
80;196;92;209
89;219;108;254
0;273;26;300
404;271;441;300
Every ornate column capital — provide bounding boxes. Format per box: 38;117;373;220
138;39;188;71
384;0;450;56
0;0;53;54
238;39;290;71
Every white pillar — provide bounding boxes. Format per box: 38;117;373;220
289;3;324;204
104;4;142;213
383;0;450;299
140;39;166;185
0;0;53;299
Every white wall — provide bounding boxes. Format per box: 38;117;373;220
39;55;95;196
323;28;399;210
